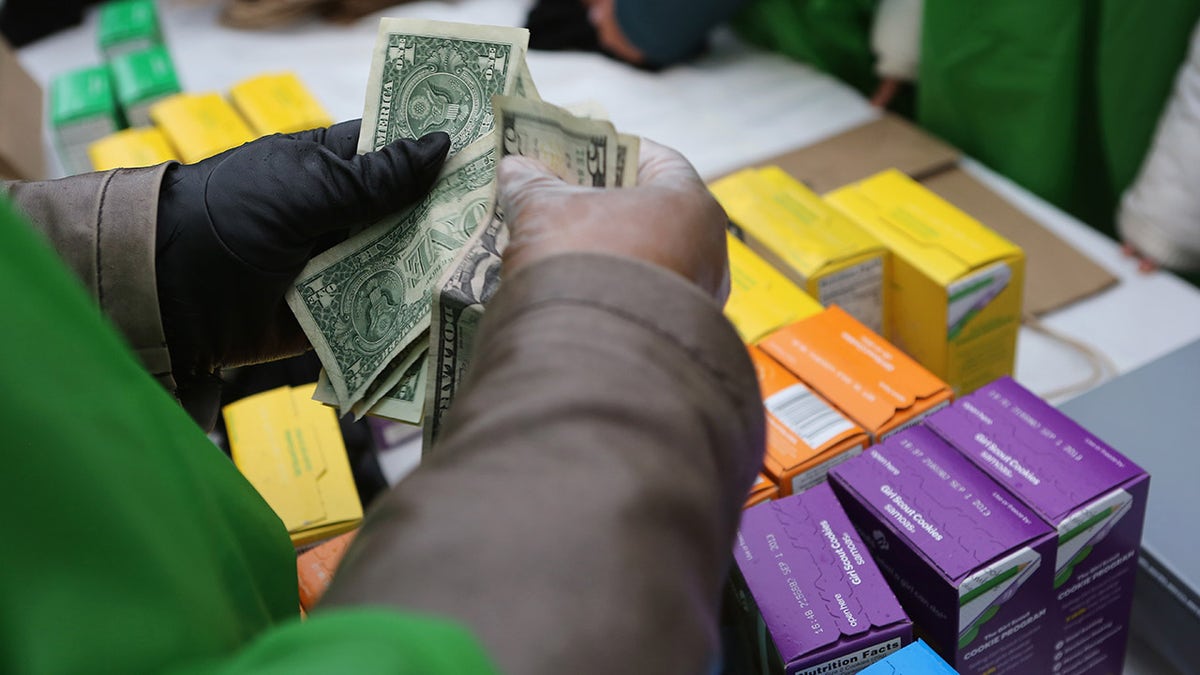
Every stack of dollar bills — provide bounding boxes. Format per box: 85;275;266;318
286;18;641;446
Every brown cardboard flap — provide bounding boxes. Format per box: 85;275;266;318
0;37;46;181
760;114;959;194
922;168;1117;316
745;114;1117;316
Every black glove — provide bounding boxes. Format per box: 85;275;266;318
155;120;450;425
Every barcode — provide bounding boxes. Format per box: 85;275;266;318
765;384;855;449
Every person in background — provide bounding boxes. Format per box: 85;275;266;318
529;0;1200;249
0;121;763;674
527;0;922;106
1119;20;1200;278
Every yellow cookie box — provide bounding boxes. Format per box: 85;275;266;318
711;166;889;336
825;169;1024;395
230;72;333;136
724;232;823;344
150;92;257;163
87;127;177;171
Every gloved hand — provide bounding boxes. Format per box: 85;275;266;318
497;138;730;301
155;120;450;418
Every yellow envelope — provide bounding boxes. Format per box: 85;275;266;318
224;384;362;547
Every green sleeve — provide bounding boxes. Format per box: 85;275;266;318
171;611;497;675
733;0;880;95
918;0;1200;235
0;195;495;674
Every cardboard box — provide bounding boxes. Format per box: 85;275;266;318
730;483;911;674
108;45;180;128
87;127;177;171
857;640;957;674
297;530;358;610
712;167;889;335
0;37;46;180
829;427;1057;674
224;383;363;547
97;0;162;59
50;65;122;175
150;93;257;164
758;306;952;443
826;169;1024;395
230;72;334;136
725;233;824;344
926;377;1149;675
749;114;1116;317
745;472;780;508
750;345;868;496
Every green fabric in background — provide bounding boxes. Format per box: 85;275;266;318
918;2;1084;221
733;0;881;96
919;0;1200;237
0;197;496;673
733;0;1200;238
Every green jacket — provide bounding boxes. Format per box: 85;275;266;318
0;196;497;674
734;0;1200;236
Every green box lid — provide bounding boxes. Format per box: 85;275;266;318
50;66;118;126
109;45;180;106
97;0;160;49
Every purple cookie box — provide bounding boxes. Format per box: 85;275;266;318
829;426;1056;675
731;483;911;674
926;376;1144;523
927;377;1150;675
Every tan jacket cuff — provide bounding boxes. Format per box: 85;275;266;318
6;166;176;390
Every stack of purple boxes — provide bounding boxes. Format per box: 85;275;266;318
730;377;1148;675
925;378;1149;674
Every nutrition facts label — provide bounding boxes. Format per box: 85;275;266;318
818;257;885;335
796;638;904;675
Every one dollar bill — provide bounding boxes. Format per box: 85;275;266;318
287;137;497;409
295;18;530;413
358;18;530;156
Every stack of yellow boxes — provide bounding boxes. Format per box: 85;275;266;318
89;72;332;170
719;164;1024;507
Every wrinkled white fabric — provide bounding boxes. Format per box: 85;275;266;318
1119;19;1200;272
871;0;924;80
